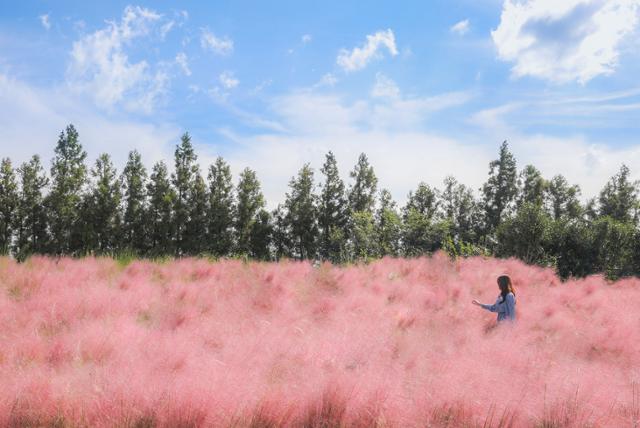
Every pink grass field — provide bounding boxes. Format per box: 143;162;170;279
0;255;639;427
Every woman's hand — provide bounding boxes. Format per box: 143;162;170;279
472;300;480;306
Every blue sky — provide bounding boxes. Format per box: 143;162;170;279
1;0;640;206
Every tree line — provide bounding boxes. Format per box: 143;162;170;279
1;124;639;279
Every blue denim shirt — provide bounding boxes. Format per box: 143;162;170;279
480;292;516;322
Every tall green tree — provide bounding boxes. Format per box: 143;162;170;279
496;202;552;265
545;175;582;220
402;182;448;256
172;133;198;255
184;172;208;255
481;141;518;236
284;163;318;260
375;189;402;257
598;164;639;224
147;161;175;256
271;204;292;260
84;154;122;254
348;153;378;214
121;150;148;254
350;210;378;261
318;151;348;263
235;168;265;256
250;209;273;261
440;176;479;246
207;157;235;256
404;182;439;221
0;158;18;255
46;124;87;255
518;165;546;208
13;156;49;260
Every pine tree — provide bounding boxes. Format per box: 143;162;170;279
518;165;546;208
404;182;439;221
13;155;49;260
207;157;235;256
172;132;198;255
235;168;265;256
250;209;273;261
84;154;122;255
46;124;87;255
0;158;18;255
184;172;208;255
598;164;639;224
271;204;292;260
375;189;402;257
481;141;518;236
122;150;148;254
147;161;175;256
545;175;582;221
440;176;478;244
284;163;318;260
318;151;348;263
348;153;378;214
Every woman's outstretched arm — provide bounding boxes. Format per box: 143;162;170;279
472;298;505;313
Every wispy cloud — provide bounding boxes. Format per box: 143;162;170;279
66;6;174;114
492;0;640;84
200;29;234;55
302;34;312;44
39;14;51;30
337;29;398;72
219;71;239;89
175;52;191;76
450;19;470;35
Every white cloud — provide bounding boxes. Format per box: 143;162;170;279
160;21;175;39
371;73;400;99
219;71;239;89
0;72;179;171
337;29;398;72
175;52;191;76
450;19;470;35
302;34;312;44
67;5;170;114
492;0;640;84
200;29;234;55
314;73;338;88
39;14;51;30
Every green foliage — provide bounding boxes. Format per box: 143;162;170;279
13;156;49;260
4;127;640;281
481;140;518;237
518;165;547;208
318;151;348;263
147;161;175;256
349;210;378;261
82;153;122;255
598;164;639;224
172;132;199;255
122;150;148;254
545;175;582;221
45;124;87;255
207;157;235;256
402;208;450;257
375;189;402;257
0;158;18;255
235;168;265;256
184;172;208;255
284;163;318;260
496;202;552;266
348;153;377;214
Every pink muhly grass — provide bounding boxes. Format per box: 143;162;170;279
0;253;639;426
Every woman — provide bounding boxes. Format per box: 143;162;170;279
472;274;516;322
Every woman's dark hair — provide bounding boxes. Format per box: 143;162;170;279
497;275;515;303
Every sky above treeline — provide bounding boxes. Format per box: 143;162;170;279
1;0;640;207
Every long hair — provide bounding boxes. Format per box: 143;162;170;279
497;275;515;303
